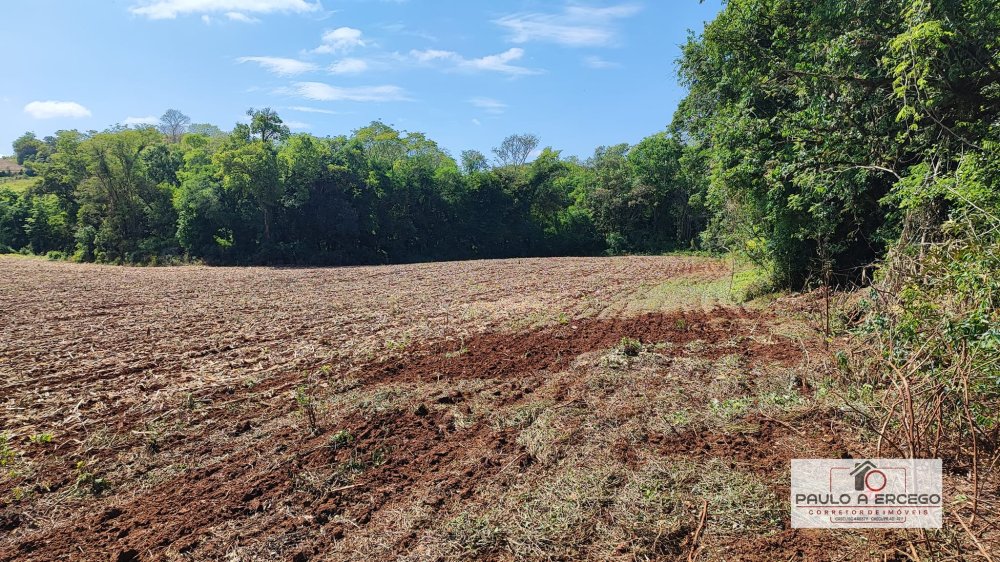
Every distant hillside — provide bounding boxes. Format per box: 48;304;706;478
0;157;24;175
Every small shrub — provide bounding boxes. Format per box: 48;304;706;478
329;429;353;450
618;336;642;357
295;385;320;435
75;460;110;495
849;221;1000;524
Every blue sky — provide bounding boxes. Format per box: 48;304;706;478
0;0;722;160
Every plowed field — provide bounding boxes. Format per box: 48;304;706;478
0;256;923;560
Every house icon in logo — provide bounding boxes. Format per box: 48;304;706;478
851;461;877;491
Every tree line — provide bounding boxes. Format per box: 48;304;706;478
671;0;999;287
3;0;997;295
2;109;705;265
672;0;999;509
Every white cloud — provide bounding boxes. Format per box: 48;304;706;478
381;23;437;42
130;0;320;20
285;120;311;130
328;58;368;74
495;3;641;47
408;49;453;64
566;5;642;19
314;27;367;54
468;97;507;114
583;55;620;69
407;48;541;76
225;11;259;23
289;105;341;114
466;49;539;75
24;101;92;119
471;118;482;126
238;56;318;75
289;82;410;102
124;116;159;125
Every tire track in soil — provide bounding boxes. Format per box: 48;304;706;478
1;306;811;561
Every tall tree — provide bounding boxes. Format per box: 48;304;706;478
492;134;539;169
188;123;226;138
158;109;191;143
79;127;176;261
460;150;490;174
247;108;290;144
12;132;48;165
673;0;907;284
215;129;281;244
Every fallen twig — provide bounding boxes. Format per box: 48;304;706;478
688;499;709;562
956;514;995;562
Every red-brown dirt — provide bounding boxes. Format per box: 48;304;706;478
0;256;940;561
3;307;816;561
366;307;804;386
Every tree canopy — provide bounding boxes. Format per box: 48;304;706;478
672;0;999;286
1;112;703;264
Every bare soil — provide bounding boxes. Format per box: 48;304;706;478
0;256;951;561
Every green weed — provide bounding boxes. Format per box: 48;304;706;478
295;384;320;435
329;429;354;450
709;397;752;420
618;336;642;357
0;434;17;467
29;433;54;445
384;337;410;351
75;460;110;495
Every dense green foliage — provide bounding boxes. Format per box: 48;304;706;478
673;0;999;287
2;110;704;264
